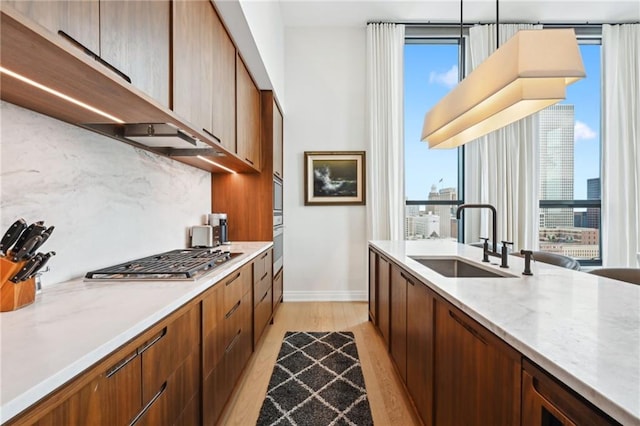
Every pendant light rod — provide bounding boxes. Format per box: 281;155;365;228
496;0;500;50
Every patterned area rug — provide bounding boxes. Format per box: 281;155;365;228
256;331;374;426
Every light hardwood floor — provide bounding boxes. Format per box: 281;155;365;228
219;302;422;425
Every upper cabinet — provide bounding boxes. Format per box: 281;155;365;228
4;0;99;53
210;11;236;154
173;0;214;133
236;54;261;171
100;1;171;107
273;101;283;179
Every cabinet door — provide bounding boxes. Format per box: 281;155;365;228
203;281;225;378
390;264;407;381
211;7;236;152
5;0;99;53
236;54;261;170
273;100;284;179
522;360;618;426
173;0;213;132
368;250;377;324
407;279;434;426
32;351;142;426
377;255;391;348
100;0;170;107
435;301;521;425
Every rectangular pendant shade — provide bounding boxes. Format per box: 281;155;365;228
422;29;585;149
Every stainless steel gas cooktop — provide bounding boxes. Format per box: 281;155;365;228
84;248;240;281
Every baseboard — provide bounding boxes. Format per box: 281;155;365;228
283;290;368;302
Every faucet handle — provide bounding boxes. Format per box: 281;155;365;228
520;249;533;275
501;240;514;250
479;237;490;262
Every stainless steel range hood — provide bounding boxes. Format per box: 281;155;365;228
81;122;224;157
123;123;198;148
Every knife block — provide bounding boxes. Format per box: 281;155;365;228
0;257;36;312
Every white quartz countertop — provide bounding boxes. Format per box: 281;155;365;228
0;242;272;424
370;240;639;425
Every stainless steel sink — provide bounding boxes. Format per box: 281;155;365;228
409;257;516;278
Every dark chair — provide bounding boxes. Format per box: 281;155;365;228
511;251;581;270
588;268;640;285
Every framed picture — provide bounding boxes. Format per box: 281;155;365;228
304;151;366;206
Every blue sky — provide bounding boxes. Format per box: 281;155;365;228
404;42;601;201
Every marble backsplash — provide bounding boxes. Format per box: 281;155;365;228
0;101;211;286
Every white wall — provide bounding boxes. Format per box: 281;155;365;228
0;102;210;287
215;0;286;106
283;27;367;301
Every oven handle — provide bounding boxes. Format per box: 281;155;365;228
273;226;284;237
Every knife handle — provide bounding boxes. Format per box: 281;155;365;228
12;235;42;262
9;254;43;283
0;218;27;255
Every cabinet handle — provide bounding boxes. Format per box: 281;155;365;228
225;272;241;286
260;289;270;303
245;158;254;165
275;171;281;178
225;329;242;353
261;271;269;281
138;327;167;354
57;30;131;83
106;350;138;378
225;300;241;319
260;252;269;260
203;128;221;143
449;310;487;345
400;271;415;286
129;381;168;426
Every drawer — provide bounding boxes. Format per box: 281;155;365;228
141;304;200;403
253;271;272;307
223;291;247;349
133;350;199;426
254;287;272;347
273;268;283;310
226;262;252;309
253;250;272;284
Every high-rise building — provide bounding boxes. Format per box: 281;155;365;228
586;177;600;229
539;104;575;228
427;185;457;239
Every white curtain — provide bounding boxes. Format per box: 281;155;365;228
602;24;640;267
366;23;405;241
464;24;542;252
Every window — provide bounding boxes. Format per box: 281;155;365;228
404;38;463;240
538;42;602;264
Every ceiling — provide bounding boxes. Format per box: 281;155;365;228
278;0;640;27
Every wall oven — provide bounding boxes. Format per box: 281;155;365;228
273;177;283;273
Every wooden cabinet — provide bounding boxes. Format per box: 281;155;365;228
406;278;435;426
522;360;619;426
273;101;283;179
273;268;283;314
368;250;377;324
173;0;214;133
211;7;236;153
253;250;273;347
9;304;201;426
4;0;99;53
202;262;253;426
236;54;261;170
434;300;521;425
377;254;391;348
99;0;170;107
390;264;408;382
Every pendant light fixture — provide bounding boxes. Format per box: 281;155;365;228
421;0;585;149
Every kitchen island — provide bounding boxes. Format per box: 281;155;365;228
0;242;272;424
370;240;639;425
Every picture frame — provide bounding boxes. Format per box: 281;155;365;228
304;151;366;206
